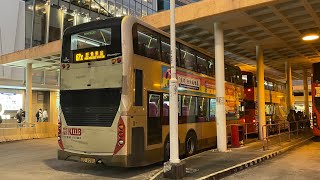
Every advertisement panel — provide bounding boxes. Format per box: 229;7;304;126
161;65;215;95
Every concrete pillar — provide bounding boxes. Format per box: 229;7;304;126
256;45;266;140
214;22;227;152
286;61;293;112
303;68;309;118
25;63;33;123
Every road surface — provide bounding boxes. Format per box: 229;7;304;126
0;138;161;180
223;137;320;180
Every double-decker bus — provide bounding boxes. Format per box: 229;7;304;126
242;72;287;133
312;62;320;136
57;16;243;167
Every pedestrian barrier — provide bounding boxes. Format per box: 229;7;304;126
262;119;312;150
3;128;21;141
0;122;57;143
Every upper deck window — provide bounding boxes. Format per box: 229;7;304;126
133;24;160;60
180;45;196;71
71;28;112;51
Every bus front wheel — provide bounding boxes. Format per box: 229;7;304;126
185;131;197;157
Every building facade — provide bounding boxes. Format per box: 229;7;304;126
25;0;158;48
0;0;197;121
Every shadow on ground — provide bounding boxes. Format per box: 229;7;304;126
43;158;162;179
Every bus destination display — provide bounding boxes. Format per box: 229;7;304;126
74;49;106;62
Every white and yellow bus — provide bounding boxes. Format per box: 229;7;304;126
57;16;244;167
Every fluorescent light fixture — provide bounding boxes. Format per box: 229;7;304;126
302;34;319;41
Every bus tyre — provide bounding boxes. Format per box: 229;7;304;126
164;138;170;162
185;132;197;157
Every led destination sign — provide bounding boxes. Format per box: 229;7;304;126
74;49;106;62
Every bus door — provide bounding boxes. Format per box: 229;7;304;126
147;92;163;145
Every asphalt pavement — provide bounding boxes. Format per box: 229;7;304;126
0;138;161;180
222;137;320;180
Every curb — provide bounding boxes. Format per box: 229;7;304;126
197;136;313;180
150;136;313;180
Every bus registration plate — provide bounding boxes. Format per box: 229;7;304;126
80;157;96;164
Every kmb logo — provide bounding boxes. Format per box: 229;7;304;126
63;128;82;136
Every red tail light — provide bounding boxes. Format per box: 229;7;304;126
240;118;245;123
113;117;125;155
61;64;66;69
58;117;64;150
248;88;252;92
253;119;256;123
117;57;122;63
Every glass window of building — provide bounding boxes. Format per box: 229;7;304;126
63;11;75;31
142;0;148;6
70;3;80;11
51;0;59;5
81;0;91;9
60;0;70;8
136;2;142;17
147;8;153;15
123;0;129;15
49;6;62;42
142;5;147;16
70;0;81;6
76;14;87;25
115;0;122;17
90;11;100;19
99;0;109;15
129;1;135;16
91;0;100;13
109;0;116;16
32;0;47;47
25;0;34;48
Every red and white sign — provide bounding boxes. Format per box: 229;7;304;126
63;128;82;136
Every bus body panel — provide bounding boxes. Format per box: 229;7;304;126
61;61;123;90
58;16;245;167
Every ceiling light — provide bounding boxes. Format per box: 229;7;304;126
302;34;319;41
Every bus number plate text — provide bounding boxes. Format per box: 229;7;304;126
80;157;96;164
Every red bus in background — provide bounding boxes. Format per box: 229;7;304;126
312;62;320;136
242;72;287;134
242;72;256;134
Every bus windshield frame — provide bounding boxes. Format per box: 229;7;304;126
61;18;122;64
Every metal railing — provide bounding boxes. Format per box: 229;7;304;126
262;119;311;150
